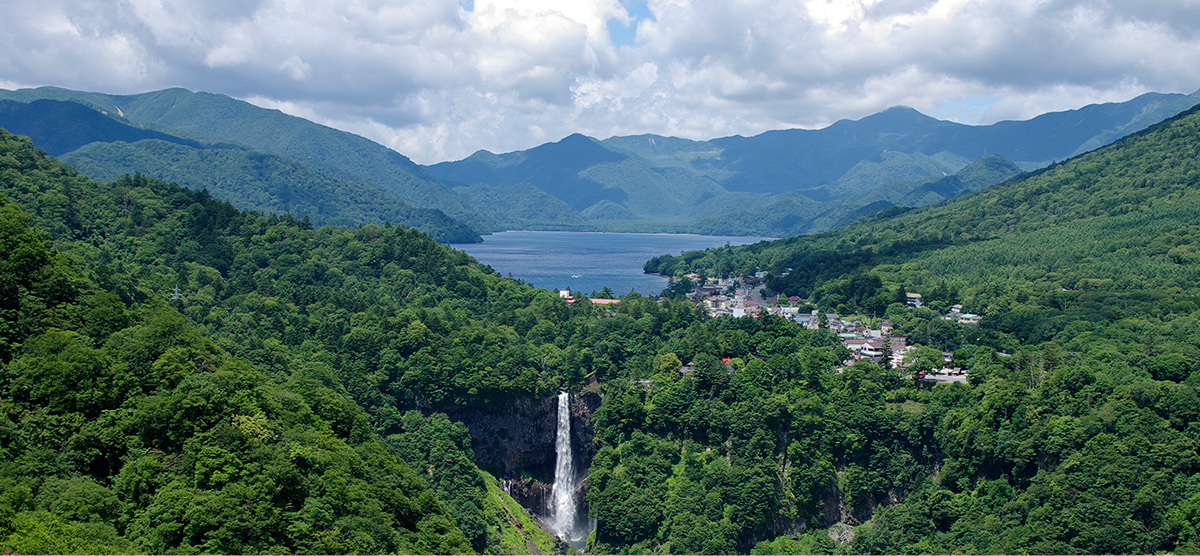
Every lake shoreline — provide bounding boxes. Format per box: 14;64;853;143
451;231;773;296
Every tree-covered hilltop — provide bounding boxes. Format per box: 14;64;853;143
0;191;472;553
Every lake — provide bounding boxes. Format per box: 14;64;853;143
450;231;774;296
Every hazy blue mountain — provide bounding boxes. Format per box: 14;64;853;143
0;86;488;230
688;154;1022;237
432;134;630;211
0;97;479;242
430;90;1200;236
702;90;1200;195
430;133;727;225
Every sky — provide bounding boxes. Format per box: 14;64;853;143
3;0;1200;164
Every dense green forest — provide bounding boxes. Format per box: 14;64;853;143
1;97;1200;555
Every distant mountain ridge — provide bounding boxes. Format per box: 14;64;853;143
3;85;1197;240
430;90;1200;236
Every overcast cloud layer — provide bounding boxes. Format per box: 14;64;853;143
3;0;1200;163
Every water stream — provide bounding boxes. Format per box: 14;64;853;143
549;391;593;547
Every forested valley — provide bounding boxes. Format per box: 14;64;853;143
0;101;1198;556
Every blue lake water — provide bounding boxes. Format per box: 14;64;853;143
450;231;774;296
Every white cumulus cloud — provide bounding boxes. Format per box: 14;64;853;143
0;0;1198;163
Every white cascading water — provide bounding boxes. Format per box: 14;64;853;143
550;391;580;543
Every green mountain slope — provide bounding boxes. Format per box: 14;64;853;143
0;132;477;554
0;129;592;554
0;86;489;231
687;154;1023;237
431;133;729;231
0;99;209;155
452;181;590;230
61;139;478;242
0;97;479;242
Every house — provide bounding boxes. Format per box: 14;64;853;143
844;338;886;360
843;338;870;353
705;296;732;311
906;293;923;308
860;340;885;358
825;314;844;332
958;313;982;325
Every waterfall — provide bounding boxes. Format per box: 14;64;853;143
549;391;578;541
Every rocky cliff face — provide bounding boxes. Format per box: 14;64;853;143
443;389;603;514
445;396;560;482
571;389;603;473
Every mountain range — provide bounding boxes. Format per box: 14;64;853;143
2;86;1198;240
430;90;1200;236
0;90;484;242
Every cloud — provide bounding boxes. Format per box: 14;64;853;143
1;0;1199;163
